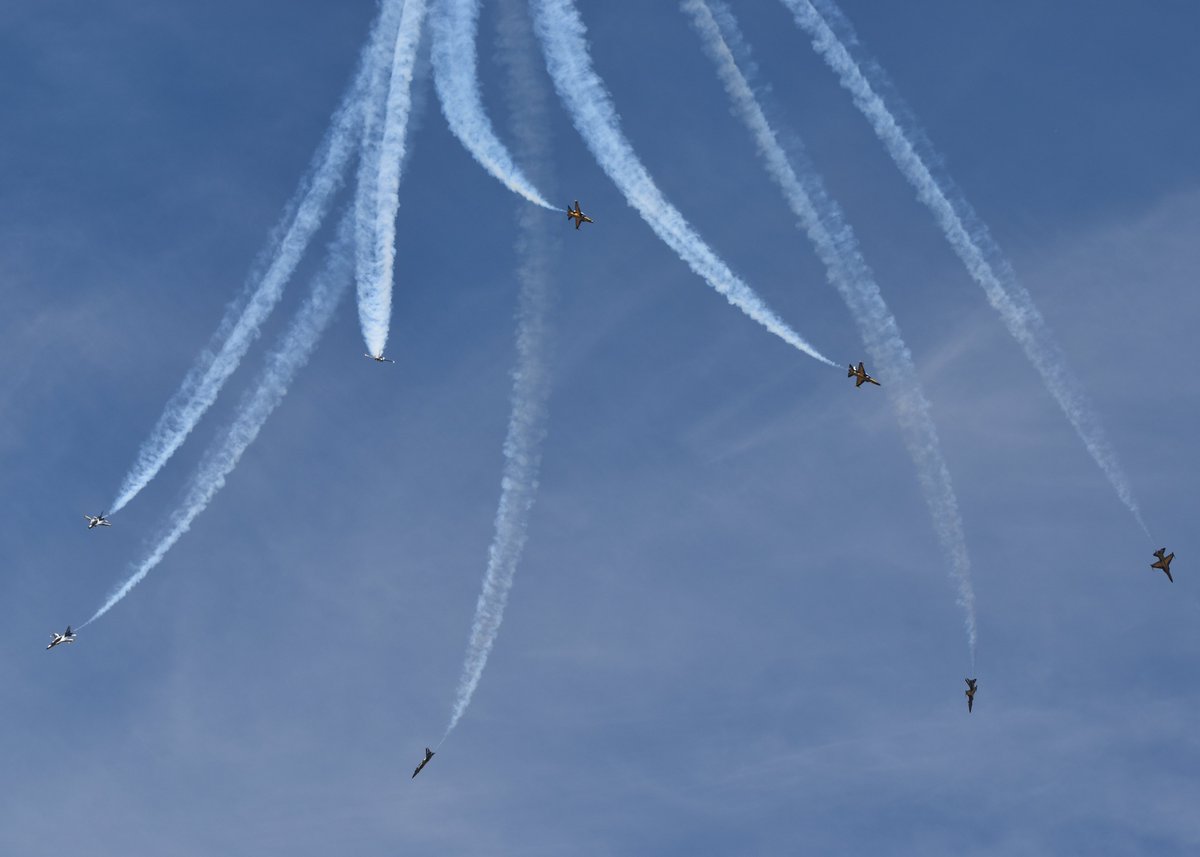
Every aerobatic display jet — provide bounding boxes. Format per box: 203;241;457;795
566;200;593;230
364;352;395;364
847;361;880;387
965;678;977;713
47;626;76;650
1151;548;1175;583
412;747;435;779
84;512;111;529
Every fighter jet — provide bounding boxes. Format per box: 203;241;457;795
364;352;395;364
847;362;880;387
965;678;977;713
84;512;111;529
412;747;435;779
566;200;593;230
47;626;76;650
1151;548;1175;583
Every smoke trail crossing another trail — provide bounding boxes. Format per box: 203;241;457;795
442;0;558;740
531;0;834;367
85;215;356;626
109;0;405;515
355;0;429;358
684;0;976;660
781;0;1148;536
430;0;555;209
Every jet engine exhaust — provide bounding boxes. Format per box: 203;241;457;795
531;0;835;367
684;0;976;662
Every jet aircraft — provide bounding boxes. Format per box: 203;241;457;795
1151;548;1175;583
847;361;880;387
47;626;76;650
965;678;977;713
84;512;111;529
364;352;395;364
412;747;435;779
566;200;593;230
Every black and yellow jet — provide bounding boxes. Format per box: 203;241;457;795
965;678;977;713
1151;548;1175;583
566;200;593;230
412;747;435;779
847;361;880;387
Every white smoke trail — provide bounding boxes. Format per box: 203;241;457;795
109;0;405;515
430;0;556;209
530;0;834;367
442;0;557;739
355;0;429;358
782;0;1148;537
684;0;976;659
84;215;355;626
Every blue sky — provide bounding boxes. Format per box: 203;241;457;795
1;1;1197;854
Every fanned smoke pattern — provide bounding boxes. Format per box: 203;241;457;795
85;215;356;626
430;0;555;209
442;0;558;740
531;0;834;367
355;0;430;358
109;0;405;516
782;0;1148;537
685;0;976;661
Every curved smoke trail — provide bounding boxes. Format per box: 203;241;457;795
109;0;405;515
684;0;976;659
531;0;834;367
442;0;557;740
782;0;1148;536
84;216;355;626
430;0;555;209
355;0;429;358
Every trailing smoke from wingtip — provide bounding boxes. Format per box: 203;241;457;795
355;0;430;359
84;215;357;626
783;0;1146;537
531;0;835;367
431;0;556;209
684;0;976;658
108;0;406;516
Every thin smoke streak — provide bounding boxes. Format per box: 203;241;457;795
355;0;430;358
684;0;976;659
442;0;557;739
430;0;555;209
783;0;1148;537
86;215;356;625
531;0;834;367
109;0;405;515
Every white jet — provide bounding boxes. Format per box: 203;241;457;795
47;626;76;650
364;352;395;364
84;512;111;529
